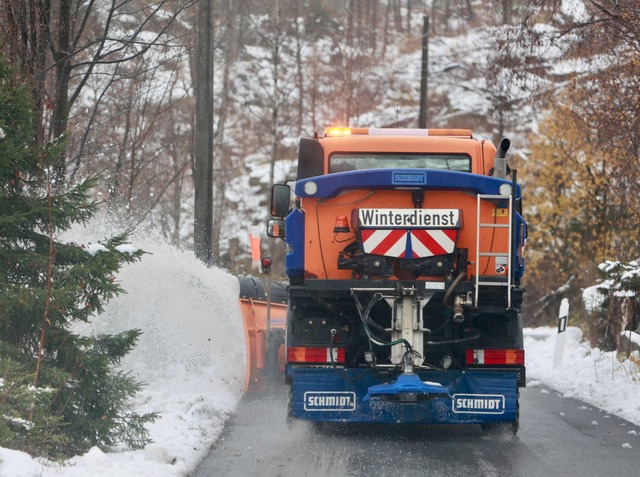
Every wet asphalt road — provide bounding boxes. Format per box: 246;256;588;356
193;383;640;477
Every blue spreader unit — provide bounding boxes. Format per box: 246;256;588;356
291;367;519;425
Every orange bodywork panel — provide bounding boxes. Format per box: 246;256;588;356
299;132;511;282
301;190;510;281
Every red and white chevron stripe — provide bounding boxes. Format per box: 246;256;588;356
360;228;458;258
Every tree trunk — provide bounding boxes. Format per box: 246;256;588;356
393;0;403;33
345;0;355;124
110;105;132;207
193;0;214;266
51;0;71;143
268;0;281;189
466;0;475;21
293;2;304;136
382;0;391;57
211;0;240;262
502;0;513;25
2;0;51;146
369;0;378;53
444;0;451;32
418;16;429;128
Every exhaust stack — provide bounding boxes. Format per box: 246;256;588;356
493;137;510;179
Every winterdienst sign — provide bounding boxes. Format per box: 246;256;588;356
357;208;461;229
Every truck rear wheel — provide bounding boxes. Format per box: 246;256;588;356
481;419;519;435
481;393;519;435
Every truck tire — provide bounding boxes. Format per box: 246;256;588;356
481;393;519;435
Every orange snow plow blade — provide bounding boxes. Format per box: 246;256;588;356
238;276;287;392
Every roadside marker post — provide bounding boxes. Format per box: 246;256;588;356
554;298;569;369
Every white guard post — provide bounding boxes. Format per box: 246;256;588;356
553;298;569;369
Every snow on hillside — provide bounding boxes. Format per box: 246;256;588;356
1;232;638;476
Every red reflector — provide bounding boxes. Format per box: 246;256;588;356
466;349;524;365
287;346;345;364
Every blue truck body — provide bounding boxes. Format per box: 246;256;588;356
290;368;518;425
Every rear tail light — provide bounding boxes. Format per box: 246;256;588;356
466;349;525;365
287;346;345;364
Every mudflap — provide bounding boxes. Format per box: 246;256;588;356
289;367;518;425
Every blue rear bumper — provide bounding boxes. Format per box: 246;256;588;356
290;367;518;425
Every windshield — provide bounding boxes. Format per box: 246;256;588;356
329;153;471;173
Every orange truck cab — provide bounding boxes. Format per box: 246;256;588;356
269;127;527;431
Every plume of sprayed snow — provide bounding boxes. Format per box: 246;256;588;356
13;213;250;477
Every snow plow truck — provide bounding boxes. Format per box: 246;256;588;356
268;127;527;432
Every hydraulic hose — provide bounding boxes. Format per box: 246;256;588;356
355;292;412;351
442;272;465;308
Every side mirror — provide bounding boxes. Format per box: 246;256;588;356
271;184;291;217
267;219;286;238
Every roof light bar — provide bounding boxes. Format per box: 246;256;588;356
325;127;352;137
323;127;473;138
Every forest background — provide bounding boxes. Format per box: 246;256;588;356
1;0;638;345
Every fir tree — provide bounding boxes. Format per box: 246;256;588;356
0;56;156;457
